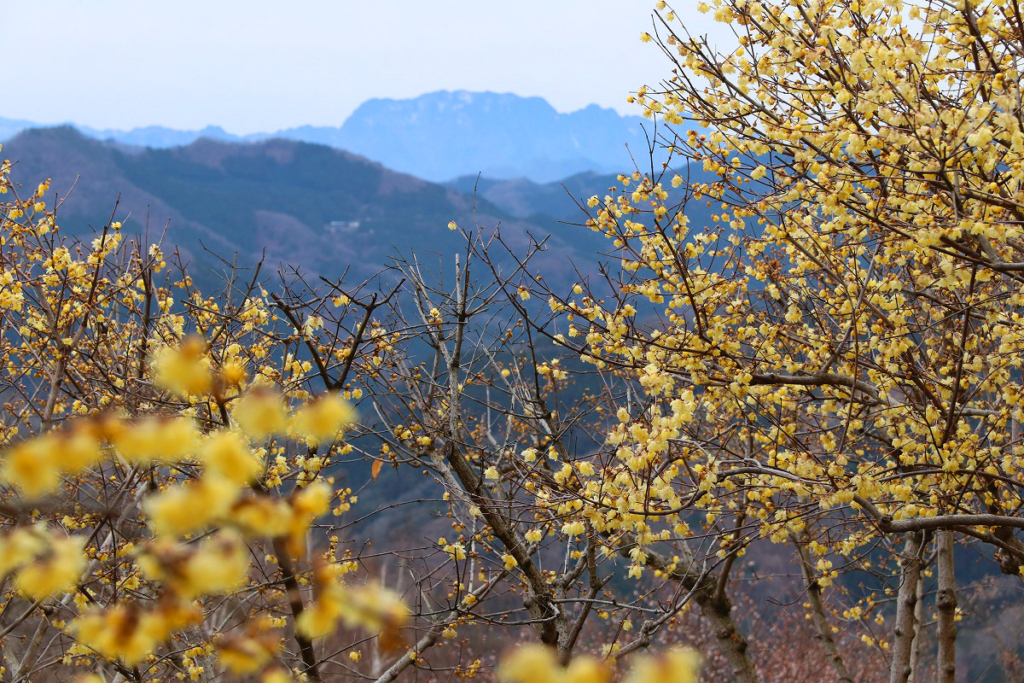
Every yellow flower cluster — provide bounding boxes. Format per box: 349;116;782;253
215;619;282;674
499;644;699;683
297;562;409;646
71;602;200;666
138;531;250;599
0;524;86;600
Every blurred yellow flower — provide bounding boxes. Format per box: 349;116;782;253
199;430;263;484
152;336;213;398
289;394;356;445
11;532;86;600
143;476;239;537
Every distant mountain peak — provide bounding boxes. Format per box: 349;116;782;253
334;91;660;182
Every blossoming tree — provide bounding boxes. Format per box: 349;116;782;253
515;1;1024;682
0;155;410;681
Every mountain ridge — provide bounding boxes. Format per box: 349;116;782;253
1;126;617;288
1;91;663;183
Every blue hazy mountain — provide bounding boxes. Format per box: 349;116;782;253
78;124;241;148
0;116;38;142
298;91;658;182
1;91;666;182
0;116;240;150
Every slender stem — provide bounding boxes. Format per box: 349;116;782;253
272;538;321;682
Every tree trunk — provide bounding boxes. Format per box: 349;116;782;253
908;564;925;683
795;534;853;683
889;532;925;683
632;540;759;683
696;588;760;683
936;530;958;683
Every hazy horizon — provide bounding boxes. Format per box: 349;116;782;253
1;0;732;135
3;89;643;135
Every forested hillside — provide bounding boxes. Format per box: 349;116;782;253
3;127;617;288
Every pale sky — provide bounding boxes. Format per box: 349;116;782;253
0;0;733;134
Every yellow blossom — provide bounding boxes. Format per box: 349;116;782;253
1;434;63;498
232;390;288;440
12;532;86;600
623;649;701;683
152;336;213;397
198;430;263;484
143;476;240;537
289;394;356;445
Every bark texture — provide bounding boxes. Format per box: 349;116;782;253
936;530;958;683
638;543;760;683
889;532;926;683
